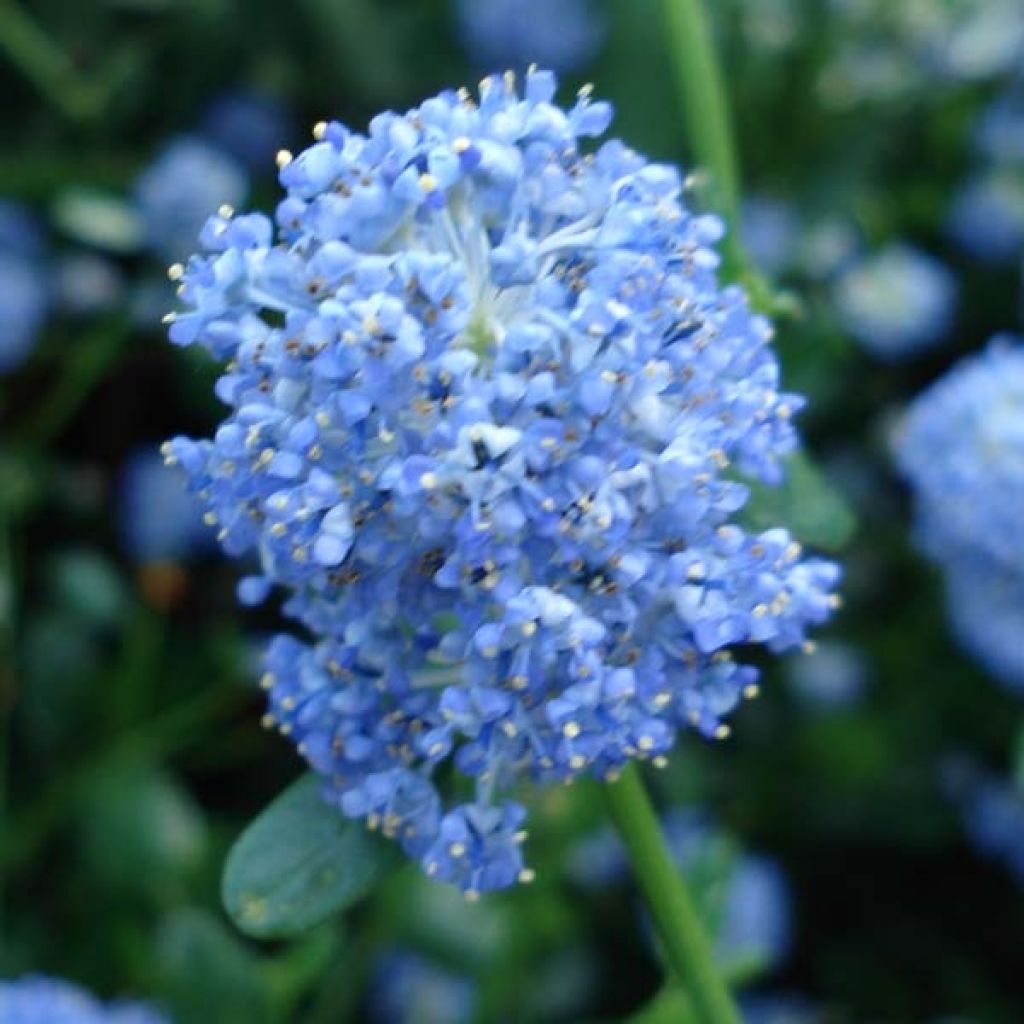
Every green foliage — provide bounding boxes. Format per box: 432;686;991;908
740;450;857;552
222;774;400;939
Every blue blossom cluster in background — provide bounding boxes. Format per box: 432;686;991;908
944;758;1024;887
0;201;49;373
118;448;212;564
0;977;166;1024
369;950;473;1024
834;244;956;359
896;340;1024;691
569;810;792;976
949;80;1024;265
135;138;248;263
164;69;839;894
453;0;607;73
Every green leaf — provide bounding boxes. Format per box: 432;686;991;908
738;449;856;552
222;774;399;939
158;909;274;1024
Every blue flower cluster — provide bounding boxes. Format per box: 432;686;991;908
135;137;248;263
370;949;473;1024
943;758;1024;886
895;339;1024;692
164;69;839;893
834;243;956;359
0;200;49;373
949;81;1024;264
453;0;606;74
0;976;166;1024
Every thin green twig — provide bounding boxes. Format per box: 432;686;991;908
605;764;741;1024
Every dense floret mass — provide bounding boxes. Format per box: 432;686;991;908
895;338;1024;690
164;70;839;893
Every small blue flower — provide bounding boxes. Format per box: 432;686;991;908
453;0;606;72
118;447;212;563
0;976;167;1024
741;197;799;278
199;90;293;173
834;244;956;359
56;252;123;317
0;201;48;373
165;70;839;893
135;137;248;263
369;950;474;1024
944;758;1024;886
974;88;1024;165
948;168;1024;265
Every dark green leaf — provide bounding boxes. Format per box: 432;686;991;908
158;909;274;1024
222;774;399;939
739;449;856;551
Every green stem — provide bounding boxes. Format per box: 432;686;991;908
604;764;741;1024
658;0;742;268
658;0;781;314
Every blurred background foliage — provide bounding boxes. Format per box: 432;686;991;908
1;0;1023;1021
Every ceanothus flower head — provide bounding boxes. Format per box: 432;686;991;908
947;168;1024;265
163;69;839;894
0;976;167;1024
895;338;1024;575
135;137;248;262
834;244;956;359
453;0;606;73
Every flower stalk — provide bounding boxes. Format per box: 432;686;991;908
605;764;741;1024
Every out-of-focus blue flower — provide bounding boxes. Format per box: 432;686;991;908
948;169;1024;265
662;812;792;975
0;976;167;1024
974;89;1024;165
0;200;49;373
135;137;248;263
742;197;799;278
453;0;606;72
944;758;1024;885
119;447;212;563
56;252;124;317
944;553;1024;693
569;811;791;975
895;339;1024;575
797;217;859;281
895;339;1024;691
369;950;473;1024
200;90;293;172
741;994;820;1024
164;69;839;894
835;244;956;358
786;639;867;710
